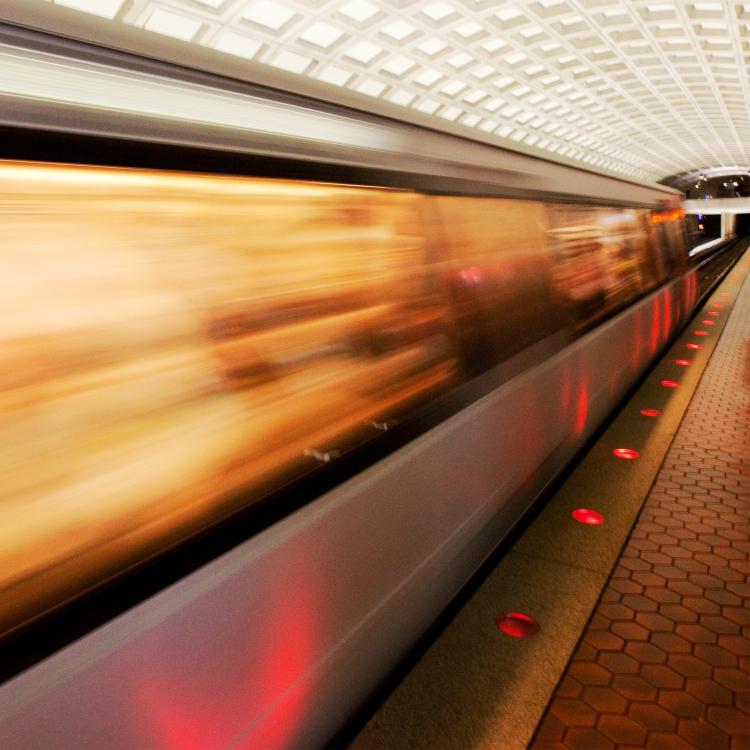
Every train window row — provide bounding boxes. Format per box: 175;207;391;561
0;161;687;636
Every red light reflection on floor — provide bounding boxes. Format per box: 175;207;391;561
496;612;540;638
709;311;719;316
661;379;680;388
686;343;700;350
640;408;662;417
613;447;640;460
674;359;690;366
702;320;715;325
572;508;605;525
695;330;709;336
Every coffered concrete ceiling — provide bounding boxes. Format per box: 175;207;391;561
14;0;750;182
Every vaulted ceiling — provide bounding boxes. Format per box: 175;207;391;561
15;1;750;182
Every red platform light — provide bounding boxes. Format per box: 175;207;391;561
640;408;662;417
613;447;640;460
674;359;690;366
708;311;719;316
572;508;605;525
496;612;540;638
695;330;709;335
702;320;715;325
686;343;700;350
661;379;680;388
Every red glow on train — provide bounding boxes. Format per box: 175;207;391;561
663;288;672;339
248;581;318;749
136;684;218;750
136;560;319;750
650;297;661;353
629;307;644;372
575;381;589;436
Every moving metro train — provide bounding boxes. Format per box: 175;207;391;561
0;22;709;750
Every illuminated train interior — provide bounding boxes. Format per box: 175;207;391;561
1;160;691;639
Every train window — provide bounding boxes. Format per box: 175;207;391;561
648;221;674;274
624;209;665;292
648;210;689;274
597;209;650;306
640;212;671;287
547;207;608;328
547;206;649;329
0;162;460;636
663;217;689;271
429;197;564;374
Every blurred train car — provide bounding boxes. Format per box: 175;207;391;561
0;24;704;750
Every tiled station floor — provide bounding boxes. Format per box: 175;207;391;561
531;272;750;748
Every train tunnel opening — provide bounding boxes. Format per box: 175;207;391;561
734;213;750;236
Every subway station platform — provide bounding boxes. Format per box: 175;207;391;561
348;252;750;750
